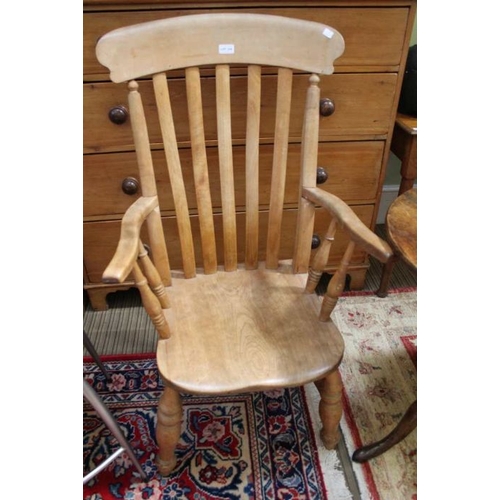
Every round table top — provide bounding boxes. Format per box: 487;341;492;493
386;188;417;270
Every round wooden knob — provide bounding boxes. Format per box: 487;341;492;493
121;177;139;195
316;167;329;184
311;234;321;249
108;105;128;125
319;98;335;117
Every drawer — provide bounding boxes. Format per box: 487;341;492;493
84;73;397;153
83;205;373;282
84;7;409;78
84;141;383;218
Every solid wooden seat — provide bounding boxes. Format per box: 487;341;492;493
158;263;344;395
96;13;393;475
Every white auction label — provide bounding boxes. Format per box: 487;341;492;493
322;28;334;39
219;44;235;54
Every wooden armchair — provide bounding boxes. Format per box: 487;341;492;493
96;13;393;475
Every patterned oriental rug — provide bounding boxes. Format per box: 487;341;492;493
83;354;352;500
83;287;416;499
335;288;417;500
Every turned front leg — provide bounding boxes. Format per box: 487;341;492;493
315;369;343;449
156;386;183;475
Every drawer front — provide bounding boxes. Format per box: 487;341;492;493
83;205;373;282
84;141;384;218
84;7;409;78
84;73;396;153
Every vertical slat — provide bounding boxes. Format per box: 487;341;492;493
216;64;237;271
293;74;321;274
128;81;157;197
245;65;262;270
127;80;171;285
266;67;293;269
185;67;218;275
148;207;171;286
153;72;196;279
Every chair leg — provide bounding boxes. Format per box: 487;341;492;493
156;385;183;475
315;369;343;449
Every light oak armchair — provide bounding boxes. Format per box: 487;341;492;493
96;13;393;475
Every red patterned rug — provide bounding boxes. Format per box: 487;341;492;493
83;354;350;500
335;288;417;500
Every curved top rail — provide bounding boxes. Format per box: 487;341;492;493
96;13;345;82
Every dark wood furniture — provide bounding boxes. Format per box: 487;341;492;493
353;187;416;462
83;0;417;310
392;112;417;196
377;114;416;297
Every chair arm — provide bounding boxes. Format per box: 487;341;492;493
102;196;159;284
302;187;393;263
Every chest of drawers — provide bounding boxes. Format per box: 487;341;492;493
83;0;416;310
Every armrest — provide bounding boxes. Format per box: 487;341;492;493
102;196;159;284
302;187;393;263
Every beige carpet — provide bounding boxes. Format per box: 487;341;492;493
334;289;417;500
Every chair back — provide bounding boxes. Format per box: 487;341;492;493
96;13;345;281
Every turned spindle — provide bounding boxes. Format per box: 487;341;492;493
305;218;337;293
132;262;171;338
319;240;355;321
128;79;172;286
293;73;321;273
138;241;170;309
